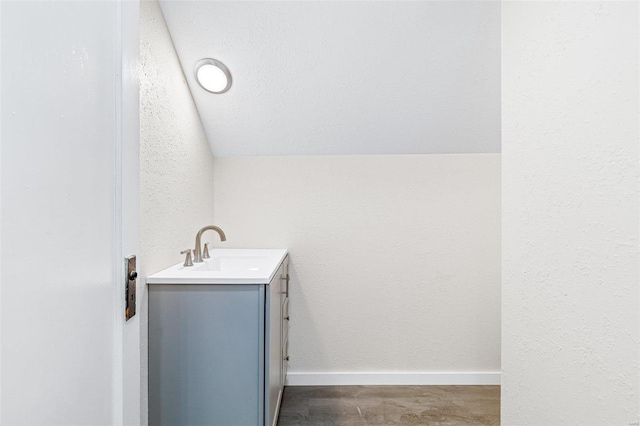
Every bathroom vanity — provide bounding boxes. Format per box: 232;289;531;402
147;249;290;426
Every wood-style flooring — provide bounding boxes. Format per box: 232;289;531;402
277;385;500;425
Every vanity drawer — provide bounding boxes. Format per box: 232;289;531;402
280;274;289;297
282;337;289;385
281;297;289;343
282;296;289;320
280;255;289;296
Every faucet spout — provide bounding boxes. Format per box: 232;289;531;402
194;225;226;263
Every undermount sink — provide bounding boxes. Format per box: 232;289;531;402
146;248;288;284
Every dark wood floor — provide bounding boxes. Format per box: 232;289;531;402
277;385;500;425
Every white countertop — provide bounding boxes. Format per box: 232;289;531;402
146;248;288;285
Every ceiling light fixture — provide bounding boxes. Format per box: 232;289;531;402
194;58;232;94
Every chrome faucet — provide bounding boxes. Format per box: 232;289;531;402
194;225;226;263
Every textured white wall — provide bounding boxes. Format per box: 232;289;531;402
139;0;216;423
502;2;639;424
159;0;500;156
213;154;501;377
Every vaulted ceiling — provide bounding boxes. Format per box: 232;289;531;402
159;1;500;156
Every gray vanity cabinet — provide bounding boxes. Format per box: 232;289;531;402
149;255;289;426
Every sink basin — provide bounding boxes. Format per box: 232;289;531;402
191;255;269;272
147;249;288;285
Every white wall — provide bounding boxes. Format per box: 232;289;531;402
1;1;139;423
502;1;639;424
159;0;500;156
139;0;216;422
213;154;501;382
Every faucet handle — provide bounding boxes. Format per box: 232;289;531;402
180;249;193;267
203;243;210;259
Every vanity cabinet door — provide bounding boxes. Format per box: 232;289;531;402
283;338;289;387
149;284;265;426
282;297;289;385
266;263;284;426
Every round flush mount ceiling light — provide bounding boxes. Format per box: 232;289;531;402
194;58;232;94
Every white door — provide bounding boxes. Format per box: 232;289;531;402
1;1;140;424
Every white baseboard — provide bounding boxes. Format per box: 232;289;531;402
285;372;501;386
